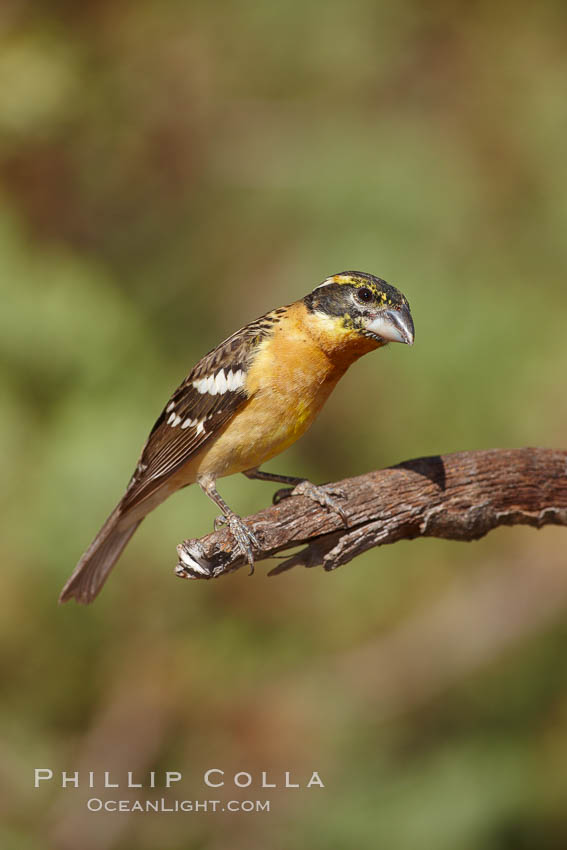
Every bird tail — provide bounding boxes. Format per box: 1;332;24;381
59;504;142;605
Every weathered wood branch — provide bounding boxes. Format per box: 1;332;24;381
175;448;567;581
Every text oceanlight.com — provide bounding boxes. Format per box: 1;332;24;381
33;768;324;812
87;798;271;813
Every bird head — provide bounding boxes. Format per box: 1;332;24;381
304;271;414;348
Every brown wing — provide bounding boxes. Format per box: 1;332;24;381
121;307;287;511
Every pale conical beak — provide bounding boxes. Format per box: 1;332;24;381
366;303;415;345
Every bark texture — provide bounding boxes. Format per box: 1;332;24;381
175;447;567;581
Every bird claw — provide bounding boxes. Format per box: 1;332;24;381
273;481;348;525
214;513;260;575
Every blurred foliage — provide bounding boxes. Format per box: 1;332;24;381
2;0;567;848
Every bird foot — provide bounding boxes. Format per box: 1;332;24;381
214;512;260;574
273;480;348;525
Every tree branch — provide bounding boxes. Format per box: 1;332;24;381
175;448;567;581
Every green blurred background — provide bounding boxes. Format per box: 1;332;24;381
2;1;567;847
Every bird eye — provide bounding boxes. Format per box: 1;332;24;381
356;287;373;303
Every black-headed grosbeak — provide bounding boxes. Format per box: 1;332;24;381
60;271;414;604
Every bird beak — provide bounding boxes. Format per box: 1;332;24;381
366;304;415;345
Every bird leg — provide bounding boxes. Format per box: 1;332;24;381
198;475;260;575
243;467;349;526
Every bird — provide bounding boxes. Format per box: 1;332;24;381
60;271;414;604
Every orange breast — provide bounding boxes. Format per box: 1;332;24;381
173;300;380;483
